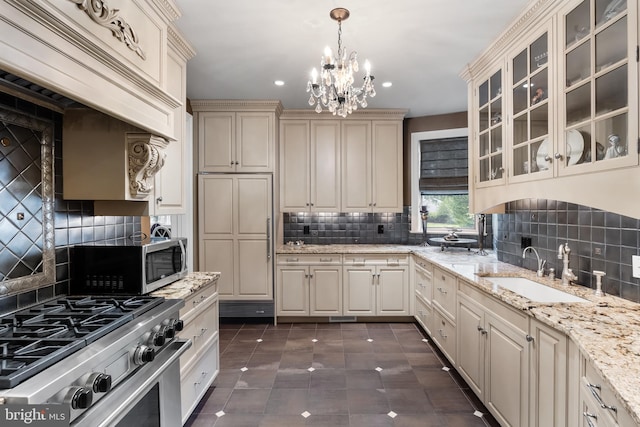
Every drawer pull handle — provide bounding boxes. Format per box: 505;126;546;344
437;287;447;294
477;325;487;335
438;329;447;339
588;383;617;412
194;371;208;386
583;412;597;427
197;328;208;338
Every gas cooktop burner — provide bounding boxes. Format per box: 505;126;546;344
0;295;164;389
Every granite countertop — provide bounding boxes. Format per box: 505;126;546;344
151;272;220;300
276;244;640;424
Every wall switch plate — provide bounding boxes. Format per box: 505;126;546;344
378;224;384;234
521;236;532;249
303;225;310;235
632;255;640;279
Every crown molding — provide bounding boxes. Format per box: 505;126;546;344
190;99;283;114
168;25;196;60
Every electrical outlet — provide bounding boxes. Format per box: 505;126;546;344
303;225;310;235
378;224;384;234
633;255;640;279
593;246;603;256
521;236;532;249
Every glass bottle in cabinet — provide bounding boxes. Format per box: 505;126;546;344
478;70;503;184
511;32;551;178
562;0;634;171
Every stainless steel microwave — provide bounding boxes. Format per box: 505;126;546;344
71;237;188;295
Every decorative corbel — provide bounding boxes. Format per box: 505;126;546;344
127;133;168;200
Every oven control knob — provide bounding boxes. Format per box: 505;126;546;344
160;325;175;340
86;373;112;393
150;331;165;347
133;345;156;365
172;319;184;332
67;387;93;410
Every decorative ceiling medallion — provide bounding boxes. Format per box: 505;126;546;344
69;0;147;60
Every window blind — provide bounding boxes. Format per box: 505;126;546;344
419;136;468;194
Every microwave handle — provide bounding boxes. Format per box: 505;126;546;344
178;239;187;272
266;218;271;260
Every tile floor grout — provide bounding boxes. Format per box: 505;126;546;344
185;322;500;427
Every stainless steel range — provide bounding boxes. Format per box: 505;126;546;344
0;295;190;426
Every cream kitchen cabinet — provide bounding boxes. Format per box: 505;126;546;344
276;255;342;316
341;120;403;212
413;256;434;335
194;100;281;173
178;277;219;424
199;174;273;300
462;0;640;219
279;120;341;212
343;255;409;315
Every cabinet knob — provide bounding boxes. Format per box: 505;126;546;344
156;196;163;203
544;155;553;162
525;334;534;342
310;203;314;206
554;153;563;160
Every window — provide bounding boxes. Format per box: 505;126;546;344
410;128;475;233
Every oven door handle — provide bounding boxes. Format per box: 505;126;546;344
73;339;192;427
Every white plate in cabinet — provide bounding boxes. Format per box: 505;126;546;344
415;294;433;336
432;307;456;365
433;267;457;320
180;338;219;425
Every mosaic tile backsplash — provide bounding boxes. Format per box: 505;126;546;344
0;93;140;315
495;200;640;303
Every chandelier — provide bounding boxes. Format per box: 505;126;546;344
306;8;375;117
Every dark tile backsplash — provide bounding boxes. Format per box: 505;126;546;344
283;208;493;248
495;199;640;303
0;95;140;315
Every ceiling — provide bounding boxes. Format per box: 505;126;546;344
174;0;532;118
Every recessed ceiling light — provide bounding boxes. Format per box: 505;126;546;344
382;82;392;88
274;80;285;86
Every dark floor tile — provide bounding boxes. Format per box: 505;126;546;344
247;352;281;370
212;370;241;388
346;389;390;414
235;369;277;389
258;414;306;427
442;412;488;427
374;353;411;370
309;369;346;389
284;338;315;353
314;329;342;340
413;367;460;390
312;352;345;369
346;369;383;389
340;323;367;330
306;388;348;414
220;352;252;369
290;323;317;329
265;388;308;415
241;323;270;330
313;339;344;353
394;413;444;427
305;414;350;426
365;323;392;330
389;323;417;330
273;369;311;388
254;340;287;353
345;353;378;370
184;411;218;427
426;387;474;412
214;413;263;427
265;323;292;330
223;342;258;354
399;341;431;353
343;340;374;353
404;352;442;368
385;388;434;414
197;387;233;414
280;352;313;369
341;329;370;340
372;342;404;353
379;367;422;389
315;322;343;330
220;323;243;330
349;414;394;427
224;389;271;414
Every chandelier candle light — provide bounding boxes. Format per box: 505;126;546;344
307;8;376;117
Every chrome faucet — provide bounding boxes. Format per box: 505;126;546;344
522;246;546;277
558;242;578;286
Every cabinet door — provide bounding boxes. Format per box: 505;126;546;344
236;112;274;172
276;266;309;315
529;319;567;427
414;263;433;303
199;175;234;236
198;112;235;172
456;295;485;398
310;266;342;315
485;311;529;427
280;120;310;211
237;239;273;299
237;176;272;237
311;121;341;212
341;121;372;212
476;69;505;187
371;121;403;212
343;266;375;315
200;239;234;298
377;266;409;315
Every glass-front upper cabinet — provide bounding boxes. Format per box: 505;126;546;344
561;0;638;173
510;31;552;179
477;69;504;185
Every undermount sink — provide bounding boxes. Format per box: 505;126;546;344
487;277;588;303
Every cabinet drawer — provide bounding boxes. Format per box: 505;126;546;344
432;307;456;365
433;267;456;320
415;294;433;336
180;298;219;372
277;254;342;265
181;340;219;423
415;263;433;303
583;359;633;426
344;254;409;266
180;279;219;318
